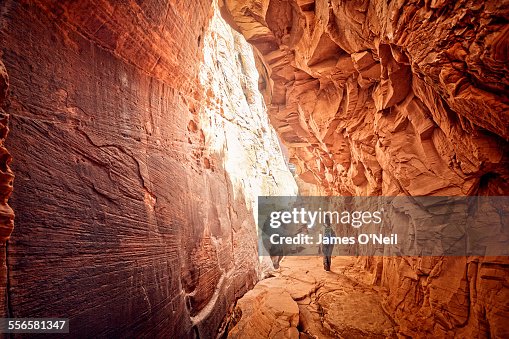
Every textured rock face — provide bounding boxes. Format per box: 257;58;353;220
0;0;295;337
220;0;509;337
0;0;507;337
199;4;297;210
0;59;15;319
220;0;509;196
228;285;300;338
0;61;14;243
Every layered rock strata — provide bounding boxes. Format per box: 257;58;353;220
0;0;295;337
220;0;509;337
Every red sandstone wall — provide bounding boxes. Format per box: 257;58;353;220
0;0;264;337
0;59;15;320
221;0;509;196
0;0;507;337
220;0;509;336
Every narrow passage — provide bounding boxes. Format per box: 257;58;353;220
228;256;396;338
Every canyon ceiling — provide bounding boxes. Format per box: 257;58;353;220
0;0;508;338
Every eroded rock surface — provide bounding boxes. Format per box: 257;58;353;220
0;0;507;337
220;0;509;337
228;287;300;339
221;0;509;196
0;59;15;319
228;256;396;338
0;0;295;337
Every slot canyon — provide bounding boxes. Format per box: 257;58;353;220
0;0;508;338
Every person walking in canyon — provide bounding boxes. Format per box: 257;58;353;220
322;215;335;271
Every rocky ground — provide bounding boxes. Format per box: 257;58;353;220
228;256;397;338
